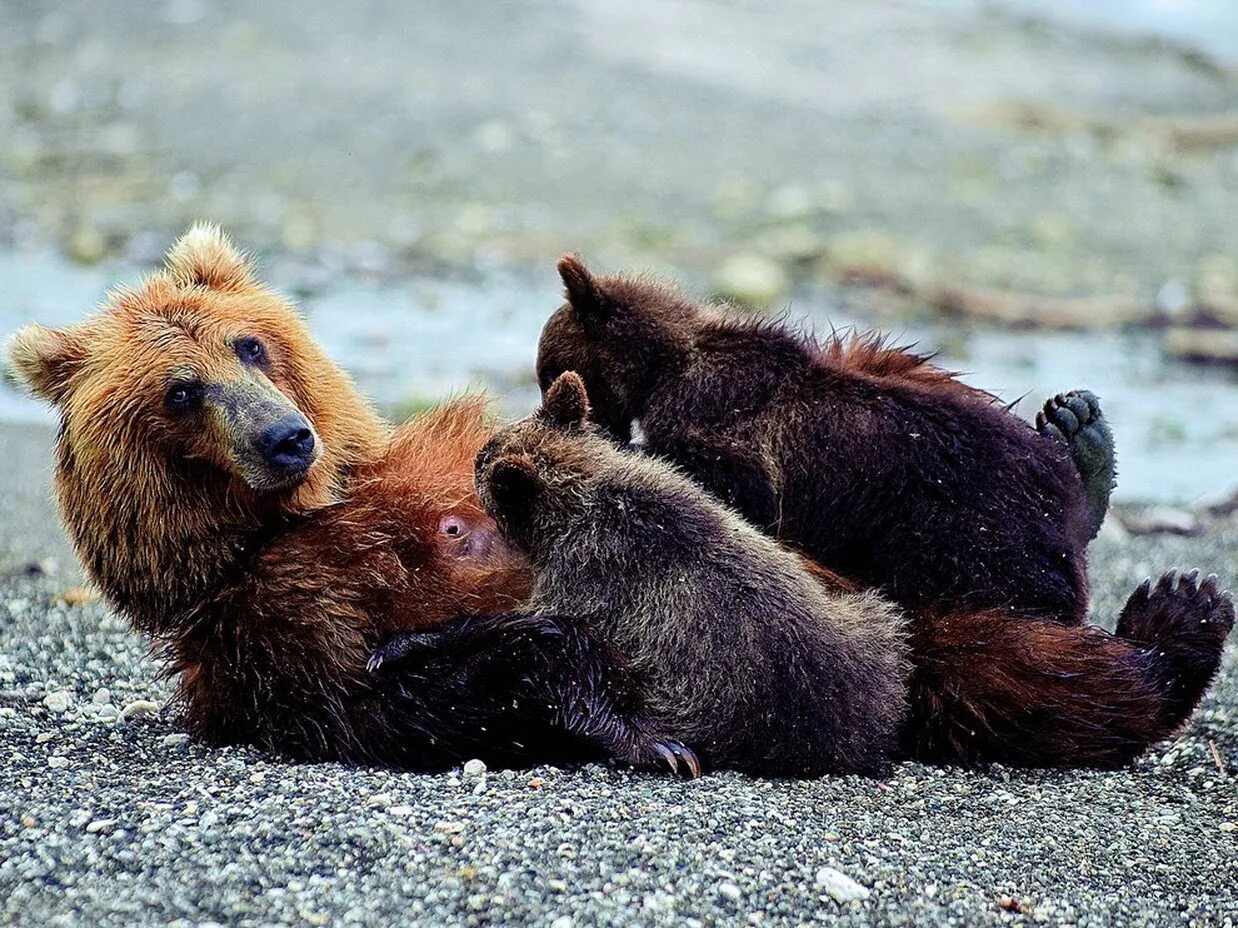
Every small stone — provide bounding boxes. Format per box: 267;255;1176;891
815;867;871;904
92;688;112;705
718;881;743;902
1220;822;1237;832
365;793;392;809
35;732;53;744
47;755;69;769
119;700;160;721
1155;279;1191;316
85;819;115;834
59;587;99;607
64;225;109;265
712;253;790;308
550;916;574;928
388;805;414;817
160;733;190;748
463;758;487;778
42;691;73;714
528;777;546;789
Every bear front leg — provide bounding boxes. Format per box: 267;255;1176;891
1036;390;1116;542
369;613;701;777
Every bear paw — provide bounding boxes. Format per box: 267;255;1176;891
366;630;444;673
1036;389;1116;541
1116;569;1234;720
1117;569;1234;647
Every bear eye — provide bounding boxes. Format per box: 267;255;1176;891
235;336;268;366
164;380;203;414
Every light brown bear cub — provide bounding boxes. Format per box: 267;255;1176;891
472;371;911;776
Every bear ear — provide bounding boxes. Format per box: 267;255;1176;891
165;222;256;292
6;324;89;404
485;454;542;510
557;254;610;323
540;371;590;429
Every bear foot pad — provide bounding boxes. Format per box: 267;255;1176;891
1117;569;1234;651
1036;390;1115;540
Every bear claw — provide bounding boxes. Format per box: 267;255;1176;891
1036;389;1116;543
1117;567;1235;647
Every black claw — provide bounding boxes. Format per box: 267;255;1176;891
1157;570;1179;594
366;654;384;673
1182;568;1201;589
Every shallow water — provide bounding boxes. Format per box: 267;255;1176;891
1001;0;1238;65
3;249;1235;504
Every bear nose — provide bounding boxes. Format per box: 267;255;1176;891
258;414;316;472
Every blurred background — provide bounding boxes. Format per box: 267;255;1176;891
1;0;1236;506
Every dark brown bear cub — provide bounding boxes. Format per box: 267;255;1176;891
470;371;911;777
535;257;1234;768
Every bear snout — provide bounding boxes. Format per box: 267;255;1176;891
257;414;317;475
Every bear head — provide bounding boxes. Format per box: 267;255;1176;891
6;224;387;620
474;371;609;554
536;256;702;443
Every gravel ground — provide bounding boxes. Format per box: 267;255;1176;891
1;422;1235;928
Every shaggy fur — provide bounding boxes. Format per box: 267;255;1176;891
534;257;1234;767
6;226;662;770
468;372;912;777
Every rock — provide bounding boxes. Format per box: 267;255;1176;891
42;691;73;714
59;587;99;607
815;866;871;904
712;253;790;308
550;917;574;928
1164;327;1238;367
1118;506;1202;536
85;819;116;834
92;688;112;705
64;225;109;265
119;700;160;721
159;733;190;749
365;793;392;809
47;755;69;769
463;758;487;778
718;881;743;902
1154;279;1191;316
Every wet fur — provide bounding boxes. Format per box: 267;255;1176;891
537;258;1234;767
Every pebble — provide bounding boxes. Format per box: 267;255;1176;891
550;917;574;928
718;882;743;902
85;819;115;834
47;755;69;769
159;733;190;748
42;691;73;714
119;700;160;721
815;867;871;904
463;758;487;778
712;253;790;308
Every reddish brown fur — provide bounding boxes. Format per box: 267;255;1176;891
820;330;991;403
9;225;535;763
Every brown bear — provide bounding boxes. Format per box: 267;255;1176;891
534;256;1235;768
377;371;911;777
6;225;687;771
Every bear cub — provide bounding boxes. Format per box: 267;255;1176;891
471;372;910;776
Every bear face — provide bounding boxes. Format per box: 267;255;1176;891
10;224;381;513
535;256;704;443
475;371;606;554
7;224;389;626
